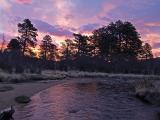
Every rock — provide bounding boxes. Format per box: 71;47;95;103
145;91;160;105
0;106;15;120
136;86;160;105
15;95;31;104
136;90;152;104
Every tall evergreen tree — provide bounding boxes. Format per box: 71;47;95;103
140;43;153;60
48;43;57;61
40;35;57;61
73;33;91;57
93;20;143;60
7;38;21;52
40;35;52;60
93;26;112;58
61;39;76;60
18;19;38;55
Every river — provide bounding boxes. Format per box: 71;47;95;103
14;78;159;120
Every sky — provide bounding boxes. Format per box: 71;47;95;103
0;0;160;56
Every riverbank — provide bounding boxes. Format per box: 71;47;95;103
0;80;65;111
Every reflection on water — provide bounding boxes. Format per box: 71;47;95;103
14;79;159;120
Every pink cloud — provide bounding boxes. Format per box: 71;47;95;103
145;22;160;27
98;3;116;19
152;48;160;58
143;33;160;43
141;33;160;57
0;0;11;11
13;0;32;4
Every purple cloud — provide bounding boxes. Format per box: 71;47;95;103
0;33;13;44
31;19;73;37
153;42;160;49
79;23;100;33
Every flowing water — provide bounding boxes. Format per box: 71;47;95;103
14;79;159;120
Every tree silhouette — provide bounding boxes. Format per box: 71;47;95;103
40;35;57;61
4;38;22;73
48;43;57;61
18;19;38;56
7;38;21;52
0;19;156;74
93;20;143;60
61;39;76;60
140;43;153;60
40;35;52;60
73;33;92;57
93;26;114;58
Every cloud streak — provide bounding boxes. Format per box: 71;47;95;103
12;0;33;4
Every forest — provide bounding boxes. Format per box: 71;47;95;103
0;19;158;74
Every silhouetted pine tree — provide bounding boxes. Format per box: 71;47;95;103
93;20;145;61
7;38;21;52
61;39;76;60
40;35;57;61
140;43;153;60
18;19;38;56
73;33;92;57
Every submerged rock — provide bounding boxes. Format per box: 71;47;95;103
15;95;31;104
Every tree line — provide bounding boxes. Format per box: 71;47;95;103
0;19;158;74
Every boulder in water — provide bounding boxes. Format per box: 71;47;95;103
15;95;31;104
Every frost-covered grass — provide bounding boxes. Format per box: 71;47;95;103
41;70;110;79
0;69;160;83
56;71;109;78
43;70;160;80
0;70;66;83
